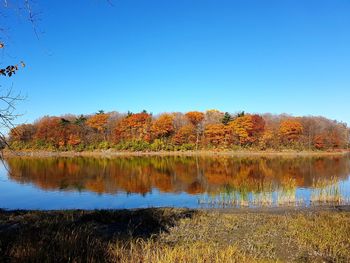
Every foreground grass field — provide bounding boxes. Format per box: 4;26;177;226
1;207;350;262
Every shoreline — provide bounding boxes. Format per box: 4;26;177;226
1;204;350;213
3;149;350;158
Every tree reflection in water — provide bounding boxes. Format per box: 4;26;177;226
6;155;350;207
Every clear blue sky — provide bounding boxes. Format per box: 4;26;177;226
3;0;350;124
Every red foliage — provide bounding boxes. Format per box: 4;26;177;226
34;117;82;147
251;115;265;137
172;124;196;145
10;124;36;143
115;112;152;142
34;117;62;146
314;134;326;149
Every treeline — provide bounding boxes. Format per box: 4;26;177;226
8;110;350;151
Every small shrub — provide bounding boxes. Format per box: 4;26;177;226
74;144;86;152
150;139;166;151
98;141;110;150
179;143;195;151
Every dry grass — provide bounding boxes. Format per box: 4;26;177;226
109;208;350;262
109;239;257;263
1;207;350;262
0;208;194;262
288;212;350;262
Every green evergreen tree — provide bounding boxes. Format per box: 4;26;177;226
222;112;232;125
236;111;245;118
60;118;70;127
74;115;87;126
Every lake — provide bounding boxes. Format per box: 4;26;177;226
1;155;350;210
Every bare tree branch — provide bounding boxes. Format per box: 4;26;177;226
0;1;32;157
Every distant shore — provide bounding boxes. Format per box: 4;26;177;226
3;149;349;158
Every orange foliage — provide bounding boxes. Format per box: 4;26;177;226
229;114;265;145
259;129;275;149
172;124;196;145
9;110;349;151
151;114;175;139
67;134;81;146
185;111;204;126
86;113;109;132
279;119;303;142
115;112;152;142
204;124;230;146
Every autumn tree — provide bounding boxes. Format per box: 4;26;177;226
172;112;188;131
279;119;303;144
204;109;224;125
204;124;230;147
86;112;110;140
61;119;83;147
105;111;124;142
313;133;327;150
185;111;204;150
115;112;152;142
32;117;83;148
34;117;63;147
250;115;265;140
9;124;36;143
172;125;196;146
151;113;175;139
327;128;343;149
229;115;252;145
259;129;275;149
228;114;265;146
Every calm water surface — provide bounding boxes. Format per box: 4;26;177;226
1;155;350;209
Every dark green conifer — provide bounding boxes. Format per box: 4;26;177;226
222;112;232;125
